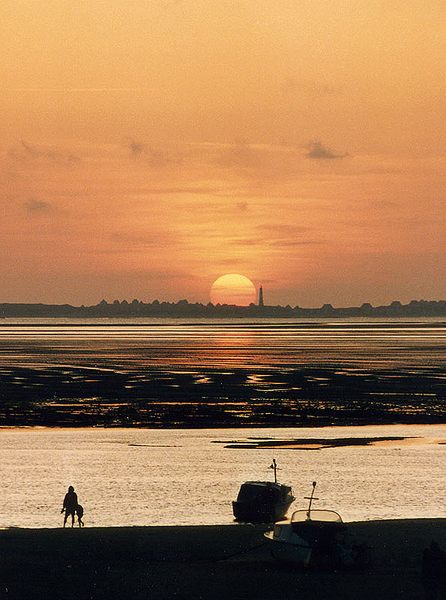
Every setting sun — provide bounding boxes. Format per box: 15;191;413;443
210;274;257;306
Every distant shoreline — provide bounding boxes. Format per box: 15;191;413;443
1;317;446;325
1;298;446;318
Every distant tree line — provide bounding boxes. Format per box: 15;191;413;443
1;298;446;318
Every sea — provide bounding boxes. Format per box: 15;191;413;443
0;318;445;528
0;424;445;528
0;317;445;370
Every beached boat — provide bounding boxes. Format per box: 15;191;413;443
264;482;369;568
232;459;295;523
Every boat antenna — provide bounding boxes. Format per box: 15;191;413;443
304;481;318;520
269;459;278;483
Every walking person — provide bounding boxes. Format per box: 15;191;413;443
61;486;78;528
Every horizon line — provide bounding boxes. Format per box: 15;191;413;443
1;298;445;310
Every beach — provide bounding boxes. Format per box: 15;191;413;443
1;519;446;599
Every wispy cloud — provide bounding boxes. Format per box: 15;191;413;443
236;201;248;211
216;140;263;169
9;88;145;93
281;78;340;97
128;140;147;157
255;224;321;248
133;185;224;195
147;147;181;167
9;140;80;163
109;231;175;248
126;139;181;166
24;198;53;213
305;141;348;160
226;235;321;248
257;224;310;236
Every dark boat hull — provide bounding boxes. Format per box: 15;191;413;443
232;498;294;524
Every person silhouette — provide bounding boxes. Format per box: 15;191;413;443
76;504;85;527
61;486;78;528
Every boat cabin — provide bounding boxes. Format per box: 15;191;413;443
236;481;292;504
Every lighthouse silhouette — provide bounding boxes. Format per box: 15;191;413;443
258;285;264;307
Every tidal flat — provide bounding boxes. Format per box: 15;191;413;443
0;319;445;427
1;363;445;427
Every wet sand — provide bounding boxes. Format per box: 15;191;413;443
1;363;445;427
221;435;446;449
1;519;445;599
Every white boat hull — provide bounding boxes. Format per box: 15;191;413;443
264;527;312;566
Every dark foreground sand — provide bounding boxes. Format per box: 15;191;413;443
1;520;445;600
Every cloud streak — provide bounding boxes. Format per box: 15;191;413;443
9;88;145;93
9;140;80;164
305;141;348;160
126;139;181;166
24;198;53;213
281;78;340;97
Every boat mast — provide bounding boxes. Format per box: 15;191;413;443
304;481;318;520
270;458;278;483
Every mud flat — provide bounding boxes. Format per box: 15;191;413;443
1;519;446;599
220;435;446;449
0;363;445;427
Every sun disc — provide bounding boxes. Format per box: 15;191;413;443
210;274;257;306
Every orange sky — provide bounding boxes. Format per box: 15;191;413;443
1;0;445;306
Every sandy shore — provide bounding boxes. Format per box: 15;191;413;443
1;519;445;599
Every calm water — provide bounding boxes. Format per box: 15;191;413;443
0;424;445;528
0;318;445;370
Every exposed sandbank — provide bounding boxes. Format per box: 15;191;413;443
219;435;446;449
